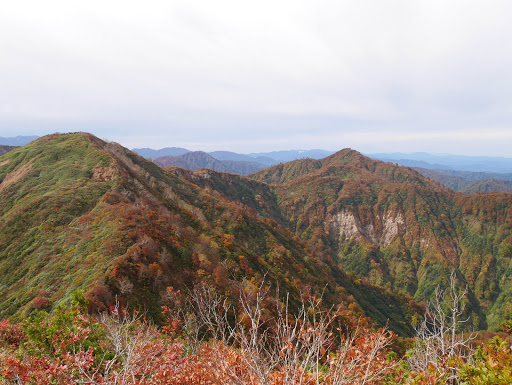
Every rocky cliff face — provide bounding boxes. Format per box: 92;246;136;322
328;210;405;247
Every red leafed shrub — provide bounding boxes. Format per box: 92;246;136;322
31;296;50;310
0;320;25;347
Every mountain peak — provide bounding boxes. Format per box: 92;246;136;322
250;147;383;185
324;147;365;162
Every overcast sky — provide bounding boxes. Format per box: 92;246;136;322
1;0;512;155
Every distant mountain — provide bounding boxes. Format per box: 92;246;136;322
220;159;267;174
248;149;335;163
135;148;333;166
132;147;190;158
378;158;453;170
369;152;512;173
207;151;279;167
0;145;17;156
0;136;39;146
208;151;258;162
414;167;512;193
461;179;512;193
429;169;512;182
209;151;277;166
153;151;267;175
250;156;279;166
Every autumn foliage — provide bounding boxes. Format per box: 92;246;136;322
0;286;400;385
2;284;512;384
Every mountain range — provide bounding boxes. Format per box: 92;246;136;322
131;147;512;190
2;133;512;334
413;168;512;193
132;147;334;164
369;152;512;173
0;136;39;146
152;151;267;175
3;139;512;174
132;147;336;175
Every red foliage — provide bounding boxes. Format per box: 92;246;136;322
0;320;25;347
32;297;50;310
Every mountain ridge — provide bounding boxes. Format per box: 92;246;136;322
152;151;267;175
0;136;39;146
414;167;512;193
0;133;421;335
369;152;512;173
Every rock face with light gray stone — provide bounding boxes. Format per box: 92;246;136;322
328;210;405;247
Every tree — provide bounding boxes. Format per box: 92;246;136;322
500;318;512;345
407;271;475;383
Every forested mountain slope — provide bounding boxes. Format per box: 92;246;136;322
0;133;419;335
250;149;512;329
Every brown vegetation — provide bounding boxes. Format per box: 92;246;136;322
0;159;34;192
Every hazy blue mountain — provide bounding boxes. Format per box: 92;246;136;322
429;169;512;182
368;152;512;173
132;147;190;158
247;149;335;163
376;158;453;170
0;136;39;146
250;156;279;166
134;147;333;166
153;151;267;175
209;151;277;166
414;167;512;193
209;151;259;162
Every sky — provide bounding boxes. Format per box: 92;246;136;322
1;0;512;155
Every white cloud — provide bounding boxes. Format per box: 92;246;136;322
1;0;511;154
